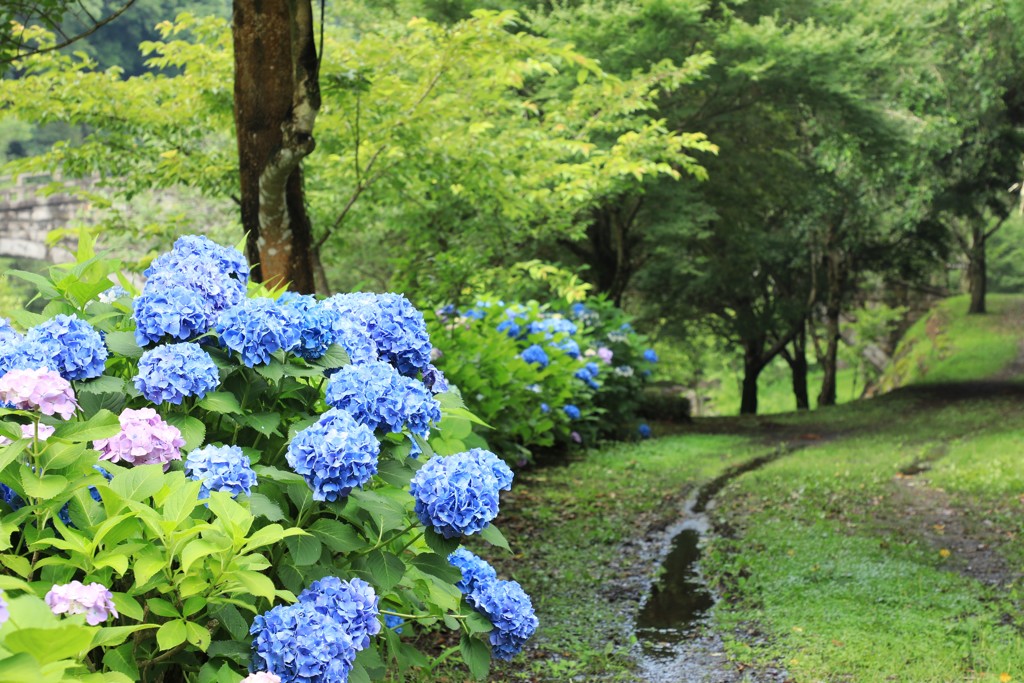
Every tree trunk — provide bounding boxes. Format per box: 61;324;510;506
782;323;809;410
817;248;843;407
967;225;986;314
740;343;763;415
232;0;321;293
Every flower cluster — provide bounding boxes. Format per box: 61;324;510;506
45;581;118;625
277;292;343;361
134;343;220;405
0;367;78;419
98;284;130;303
638;423;652;439
250;577;379;683
324;293;431;376
185;444;257;499
286;409;380;502
574;362;600;389
94;408;184;468
241;674;281;683
409;449;513;538
25;314;107;381
563;404;581;420
448;549;538;660
528;317;577;338
216;298;302;367
552;338;581;358
0;317;19;345
134;235;249;345
520;344;548;368
643;348;659;363
325;361;440;442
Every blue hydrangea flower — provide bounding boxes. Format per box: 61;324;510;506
520;345;548;368
298;577;381;650
26;314;107;381
496;319;521;338
472;579;539;661
286;409;380;502
638;423;652;439
250;602;357;683
384;614;404;634
448;548;498;594
277;292;343;361
552;338;580;358
134;342;220;405
325;361;440;442
133;285;214;346
88;465;113;503
0;484;22;511
422;364;449;394
97;285;130;304
540;403;550;414
145;234;250;284
145;265;247;318
643;348;659;363
528;317;577;337
216;298;302;367
185;444;257;499
0;338;60;377
322;293;432;376
0;318;20;345
409;449;513;538
563;404;581;420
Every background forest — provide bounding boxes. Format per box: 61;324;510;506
1;0;1023;416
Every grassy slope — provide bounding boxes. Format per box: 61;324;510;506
877;293;1024;391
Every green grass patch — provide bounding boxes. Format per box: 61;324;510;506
702;393;1024;682
710;362;860;416
472;433;764;681
877;294;1024;390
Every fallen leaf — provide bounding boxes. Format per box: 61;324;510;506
1000;674;1011;683
939;548;951;559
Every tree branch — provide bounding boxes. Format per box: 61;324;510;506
1;0;137;64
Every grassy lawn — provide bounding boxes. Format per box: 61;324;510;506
702;391;1024;682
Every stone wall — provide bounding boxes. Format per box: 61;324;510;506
0;174;93;263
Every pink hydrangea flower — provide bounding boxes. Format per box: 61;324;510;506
0;591;8;626
241;673;281;683
571;431;582;444
0;422;56;447
93;408;184;468
45;580;118;625
597;347;613;364
0;367;78;419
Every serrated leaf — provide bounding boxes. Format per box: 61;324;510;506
479;523;511;552
309;517;363;553
163;414;206;451
460;633;491;680
109;464;165;502
157;619;188;650
410;552;462;583
247;492;284;521
5;625;97;664
52;408;120;442
76;374;126;395
197;391;244;415
104;331;144;359
365;549;405;591
284;533;323;566
424;528;460;558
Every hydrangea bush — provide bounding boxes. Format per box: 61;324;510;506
0;233;532;682
425;296;658;462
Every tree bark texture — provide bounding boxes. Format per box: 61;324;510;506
967;224;987;314
740;343;762;416
817;246;844;407
232;0;321;293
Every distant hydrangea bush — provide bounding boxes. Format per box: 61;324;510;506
520;344;549;368
286;409;380;502
409;449;513;538
134;342;220;404
185;444;257;499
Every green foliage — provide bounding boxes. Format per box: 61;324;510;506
0;238;531;681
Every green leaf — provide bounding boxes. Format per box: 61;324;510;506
0;421;22;441
197;391;244;415
253;465;306;485
225;569;277;602
310;344;350;369
21;470;69;499
240;523;306;553
160;479;202;525
460;633;491;680
209;604;250;642
479;523;511;552
156;619;188;650
103;643;140;680
147;598;180;618
76;375;126;395
247;492;285;521
424;528;460;558
254;362;284;383
239;412;281;436
364;549;405;591
186;620;212;650
206;639;251;665
104;331;144;359
0;553;33;578
181;538;229;574
5;269;59;298
410;552;462;583
52;408;120;442
465;611;493;634
109;464;165;502
111;593;144;621
309;518;363;553
283;534;322;566
39;440;87;470
5;625;97;664
376;459;415;488
91;624;157;648
164;414;206;451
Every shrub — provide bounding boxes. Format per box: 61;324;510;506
0;233;531;682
